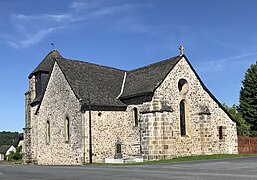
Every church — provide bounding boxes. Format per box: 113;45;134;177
23;47;238;165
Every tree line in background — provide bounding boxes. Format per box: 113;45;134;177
0;131;22;147
224;60;257;136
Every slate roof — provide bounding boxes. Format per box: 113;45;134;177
29;50;62;77
0;145;12;154
29;50;236;122
56;58;126;107
120;55;182;99
29;51;183;108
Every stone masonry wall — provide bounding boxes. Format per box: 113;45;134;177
35;62;83;165
140;57;237;160
24;76;39;164
84;105;141;163
23;91;32;163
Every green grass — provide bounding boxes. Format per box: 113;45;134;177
86;154;257;166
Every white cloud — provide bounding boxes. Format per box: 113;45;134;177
7;41;19;49
91;4;136;17
4;1;144;49
5;27;58;48
214;51;257;62
196;51;257;73
13;13;73;23
69;1;90;10
21;28;56;47
45;14;73;22
13;14;32;20
70;1;87;9
69;1;101;11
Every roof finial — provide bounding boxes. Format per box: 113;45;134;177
50;42;55;50
179;45;184;56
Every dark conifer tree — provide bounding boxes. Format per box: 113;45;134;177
239;61;257;136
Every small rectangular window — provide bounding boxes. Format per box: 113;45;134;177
219;126;223;140
46;120;50;143
65;117;70;143
133;108;138;126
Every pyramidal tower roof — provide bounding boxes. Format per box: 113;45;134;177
29;50;62;78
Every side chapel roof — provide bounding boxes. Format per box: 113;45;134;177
120;56;182;99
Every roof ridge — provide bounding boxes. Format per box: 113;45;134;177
128;55;181;72
57;57;127;72
46;49;60;57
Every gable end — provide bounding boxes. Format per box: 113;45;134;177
182;56;236;123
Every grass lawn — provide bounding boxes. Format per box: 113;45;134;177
88;154;257;166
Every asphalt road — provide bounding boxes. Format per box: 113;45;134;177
1;156;257;180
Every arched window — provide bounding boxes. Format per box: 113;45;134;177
114;142;122;159
46;120;50;143
116;144;121;154
219;126;223;140
180;100;186;136
65;117;70;143
133;108;138;126
178;79;189;95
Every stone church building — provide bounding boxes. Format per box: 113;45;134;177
24;48;238;165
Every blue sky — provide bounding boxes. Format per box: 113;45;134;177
0;0;257;132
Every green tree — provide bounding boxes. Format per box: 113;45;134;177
238;61;257;136
6;146;22;161
223;104;250;136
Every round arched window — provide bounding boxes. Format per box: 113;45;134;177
178;79;189;95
